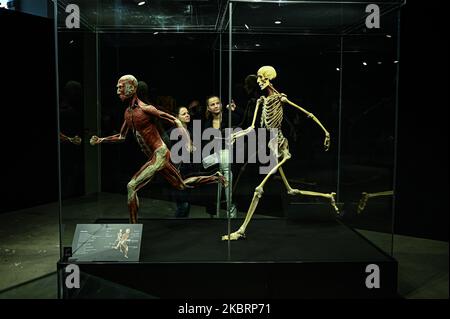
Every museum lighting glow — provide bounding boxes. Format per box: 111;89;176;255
274;20;282;25
138;1;146;6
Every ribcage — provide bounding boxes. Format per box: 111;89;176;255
261;94;286;147
261;94;283;129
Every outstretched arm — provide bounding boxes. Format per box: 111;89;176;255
231;96;263;143
90;120;129;145
141;104;193;151
281;94;330;151
140;104;178;125
60;132;82;145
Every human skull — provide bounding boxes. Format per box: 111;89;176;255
117;75;138;101
257;66;277;90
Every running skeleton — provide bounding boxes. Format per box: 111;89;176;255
222;66;339;241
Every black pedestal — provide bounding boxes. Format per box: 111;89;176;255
58;218;397;298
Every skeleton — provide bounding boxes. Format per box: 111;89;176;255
222;66;339;241
90;75;227;223
357;190;394;214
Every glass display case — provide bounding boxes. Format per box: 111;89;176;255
56;0;404;298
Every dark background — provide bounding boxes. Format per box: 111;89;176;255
394;2;448;240
0;8;58;212
0;1;448;241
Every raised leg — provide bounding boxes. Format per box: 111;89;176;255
357;190;394;214
159;158;228;190
222;152;291;241
278;167;339;214
183;172;227;188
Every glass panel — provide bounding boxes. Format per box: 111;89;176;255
339;7;400;256
55;0;404;297
228;0;403;259
228;1;342;258
56;0;97;257
56;1;231;268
